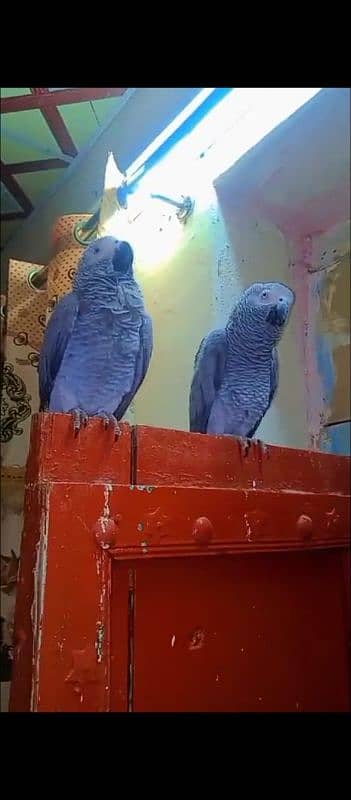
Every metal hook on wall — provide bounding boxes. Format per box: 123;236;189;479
73;185;195;250
150;193;194;223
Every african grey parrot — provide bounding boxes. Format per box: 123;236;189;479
189;282;295;438
39;236;153;435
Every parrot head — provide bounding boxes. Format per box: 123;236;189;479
74;236;134;293
241;282;295;333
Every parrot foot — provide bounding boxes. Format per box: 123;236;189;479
100;414;121;440
70;408;89;435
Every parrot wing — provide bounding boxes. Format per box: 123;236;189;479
114;313;153;421
189;328;227;433
246;346;279;438
38;292;79;411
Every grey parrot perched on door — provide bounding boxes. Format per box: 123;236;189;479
39;236;153;435
189;282;295;437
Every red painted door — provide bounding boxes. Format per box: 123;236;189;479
110;553;348;712
10;415;350;712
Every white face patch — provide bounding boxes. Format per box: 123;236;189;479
245;282;295;312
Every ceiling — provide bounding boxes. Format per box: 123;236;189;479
1;88;133;248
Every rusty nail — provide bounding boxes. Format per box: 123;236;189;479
93;517;118;549
296;514;313;540
192;516;214;545
326;507;340;529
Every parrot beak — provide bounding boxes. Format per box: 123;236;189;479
266;300;290;327
112;241;134;274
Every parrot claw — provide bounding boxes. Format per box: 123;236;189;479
101;414;121;440
70;408;89;435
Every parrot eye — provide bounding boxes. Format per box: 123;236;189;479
94;247;100;254
261;290;268;298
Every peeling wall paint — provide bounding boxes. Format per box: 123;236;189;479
312;224;350;455
316;253;350;422
288;236;326;449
